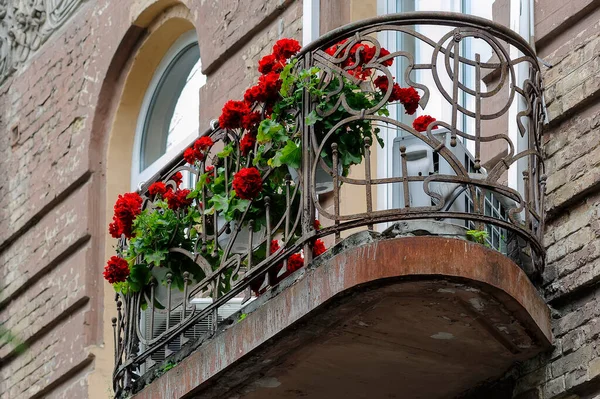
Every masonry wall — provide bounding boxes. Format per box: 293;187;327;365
513;1;600;398
0;1;302;398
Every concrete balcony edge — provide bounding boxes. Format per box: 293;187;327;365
132;235;552;399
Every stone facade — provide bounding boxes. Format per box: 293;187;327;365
0;1;302;398
0;0;599;398
512;1;600;398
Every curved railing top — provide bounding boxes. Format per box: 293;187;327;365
298;11;539;65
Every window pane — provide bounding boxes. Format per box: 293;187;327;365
140;43;205;171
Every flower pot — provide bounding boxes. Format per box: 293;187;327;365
288;161;343;195
217;216;266;254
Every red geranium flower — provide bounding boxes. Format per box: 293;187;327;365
258;54;285;74
148;182;168;197
103;256;130;284
195;136;214;151
270;239;281;255
241;111;262;131
379;47;394;67
164;188;193;210
184;147;202;164
413;115;438;132
109;192;143;238
219;100;251;129
240;132;257;156
273;38;301;61
204;165;215;184
314;219;321;230
374;75;391;92
170;172;183;187
313;239;327;257
244;84;264;104
397;87;420;115
257;72;282;102
287;253;304;272
108;221;120;238
232;167;263;200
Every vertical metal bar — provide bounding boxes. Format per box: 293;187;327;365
112;317;118;361
149;278;156;340
264;197;273;286
332;142;341;242
247;220;254;269
400;146;410;207
451;36;461;147
280;175;291;277
474;53;481;170
201;181;207;253
265;197;272;257
364;136;373;230
166;273;172;330
523;171;530;230
180;272;190;346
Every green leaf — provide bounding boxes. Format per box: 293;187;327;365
279;59;298;97
145;250;168;266
210;193;230;213
257;119;286;144
305;110;322;126
377;107;390;117
218;143;234;158
279;140;302;169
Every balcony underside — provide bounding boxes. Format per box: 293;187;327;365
133;235;551;399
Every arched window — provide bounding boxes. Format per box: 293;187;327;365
131;30;205;189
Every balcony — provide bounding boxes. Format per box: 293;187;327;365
111;12;551;399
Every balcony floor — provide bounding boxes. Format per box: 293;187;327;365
133;235;551;399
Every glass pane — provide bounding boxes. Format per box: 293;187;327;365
140;43;205;171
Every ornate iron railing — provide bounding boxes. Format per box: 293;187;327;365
112;12;545;396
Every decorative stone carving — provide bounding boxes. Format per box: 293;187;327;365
0;0;85;84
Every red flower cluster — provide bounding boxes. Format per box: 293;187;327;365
287;253;304;272
171;172;183;187
164;189;193;210
397;87;420;115
272;38;301;61
204;165;215;184
148;182;169;197
413;115;438;132
109;192;143;238
325;40;394;80
233;167;263;200
240;132;257;156
373;77;421;115
314;219;322;230
270;239;281;255
103;256;130;284
242;111;261;131
258;54;285;74
219;100;251;129
245;72;283;104
313;239;327;257
184;136;215;164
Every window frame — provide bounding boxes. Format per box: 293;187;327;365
131;30;202;191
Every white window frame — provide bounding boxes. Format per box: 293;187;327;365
131;30;201;191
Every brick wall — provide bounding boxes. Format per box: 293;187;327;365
512;1;600;398
0;0;302;398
